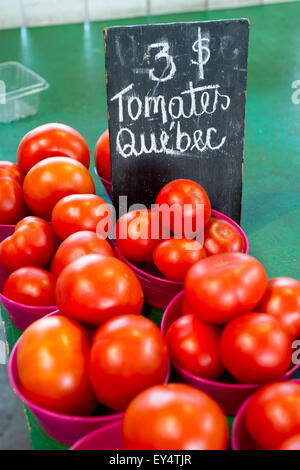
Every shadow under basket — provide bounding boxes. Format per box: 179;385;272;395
115;209;249;311
161;291;300;416
8;312;171;446
0;264;58;331
231;379;300;450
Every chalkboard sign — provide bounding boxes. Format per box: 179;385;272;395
105;19;249;223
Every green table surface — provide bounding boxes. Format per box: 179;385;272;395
0;1;299;450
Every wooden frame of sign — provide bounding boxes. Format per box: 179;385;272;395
104;19;249;223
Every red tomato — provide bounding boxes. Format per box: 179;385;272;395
204;217;244;256
51;194;112;240
182;297;196;316
155;179;211;236
153;238;206;282
245;382;300;450
56;254;144;326
0;216;57;272
17;123;90;173
256;277;300;340
184;253;268;324
17;315;96;415
220;313;291;384
3;267;56;306
166;314;223;380
50;231;115;277
89;315;168;411
0;177;27;225
279;434;300;450
23;157;95;220
116;210;160;262
0;161;24;184
94;129;111;182
122;383;228;450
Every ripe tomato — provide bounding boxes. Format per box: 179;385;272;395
17;315;96;415
56;254;144;326
153;238;206;282
0;177;27;225
3;267;56;306
0;161;24;184
89;315;168;411
256;277;300;339
122;383;228;450
155;179;211;236
182;297;196;316
17;123;90;173
204;217;244;256
51;194;112;240
50;231;115;277
279;434;300;450
166;314;223;380
23;157;95;220
220;313;291;384
115;209;160;263
184;253;268;324
0;216;57;272
245;382;300;450
94;129;111;182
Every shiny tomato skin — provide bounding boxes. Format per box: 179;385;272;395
153;238;206;282
184;253;268;324
17;315;96;415
50;231;115;277
116;210;160;262
122;383;228;450
204;217;244;256
56;254;144;326
245;382;300;450
51;194;112;240
0;161;24;184
23;157;95;220
166;314;223;380
94;129;111;181
220;313;291;384
182;297;196;316
279;434;300;450
256;277;300;339
155;179;211;236
0;216;57;272
89;315;169;411
17;123;90;173
3;267;56;306
0;177;27;225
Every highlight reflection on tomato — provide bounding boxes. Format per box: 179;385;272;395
0;161;24;184
89;315;169;411
204;217;244;256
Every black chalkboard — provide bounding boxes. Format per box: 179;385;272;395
105;19;249;223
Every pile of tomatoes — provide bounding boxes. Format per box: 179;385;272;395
1;122;300;451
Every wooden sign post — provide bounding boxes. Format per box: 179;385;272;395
105;19;249;223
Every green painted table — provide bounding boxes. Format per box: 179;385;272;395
0;1;299;450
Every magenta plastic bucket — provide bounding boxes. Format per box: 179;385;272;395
232;379;300;450
8;321;170;446
71;420;123;450
0;264;57;331
94;167;112;200
0;224;15;242
161;291;300;416
115;209;249;311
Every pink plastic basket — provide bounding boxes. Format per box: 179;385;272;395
115;209;249;311
94;167;112;200
161;291;300;416
0;224;15;242
8;313;170;446
0;264;57;331
71;420;123;450
232;379;300;450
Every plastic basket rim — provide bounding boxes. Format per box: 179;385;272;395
0;61;49;102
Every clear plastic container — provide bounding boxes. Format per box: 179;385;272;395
0;61;49;123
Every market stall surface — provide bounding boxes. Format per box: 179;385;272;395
0;1;299;450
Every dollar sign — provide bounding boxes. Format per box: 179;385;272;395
191;27;210;80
